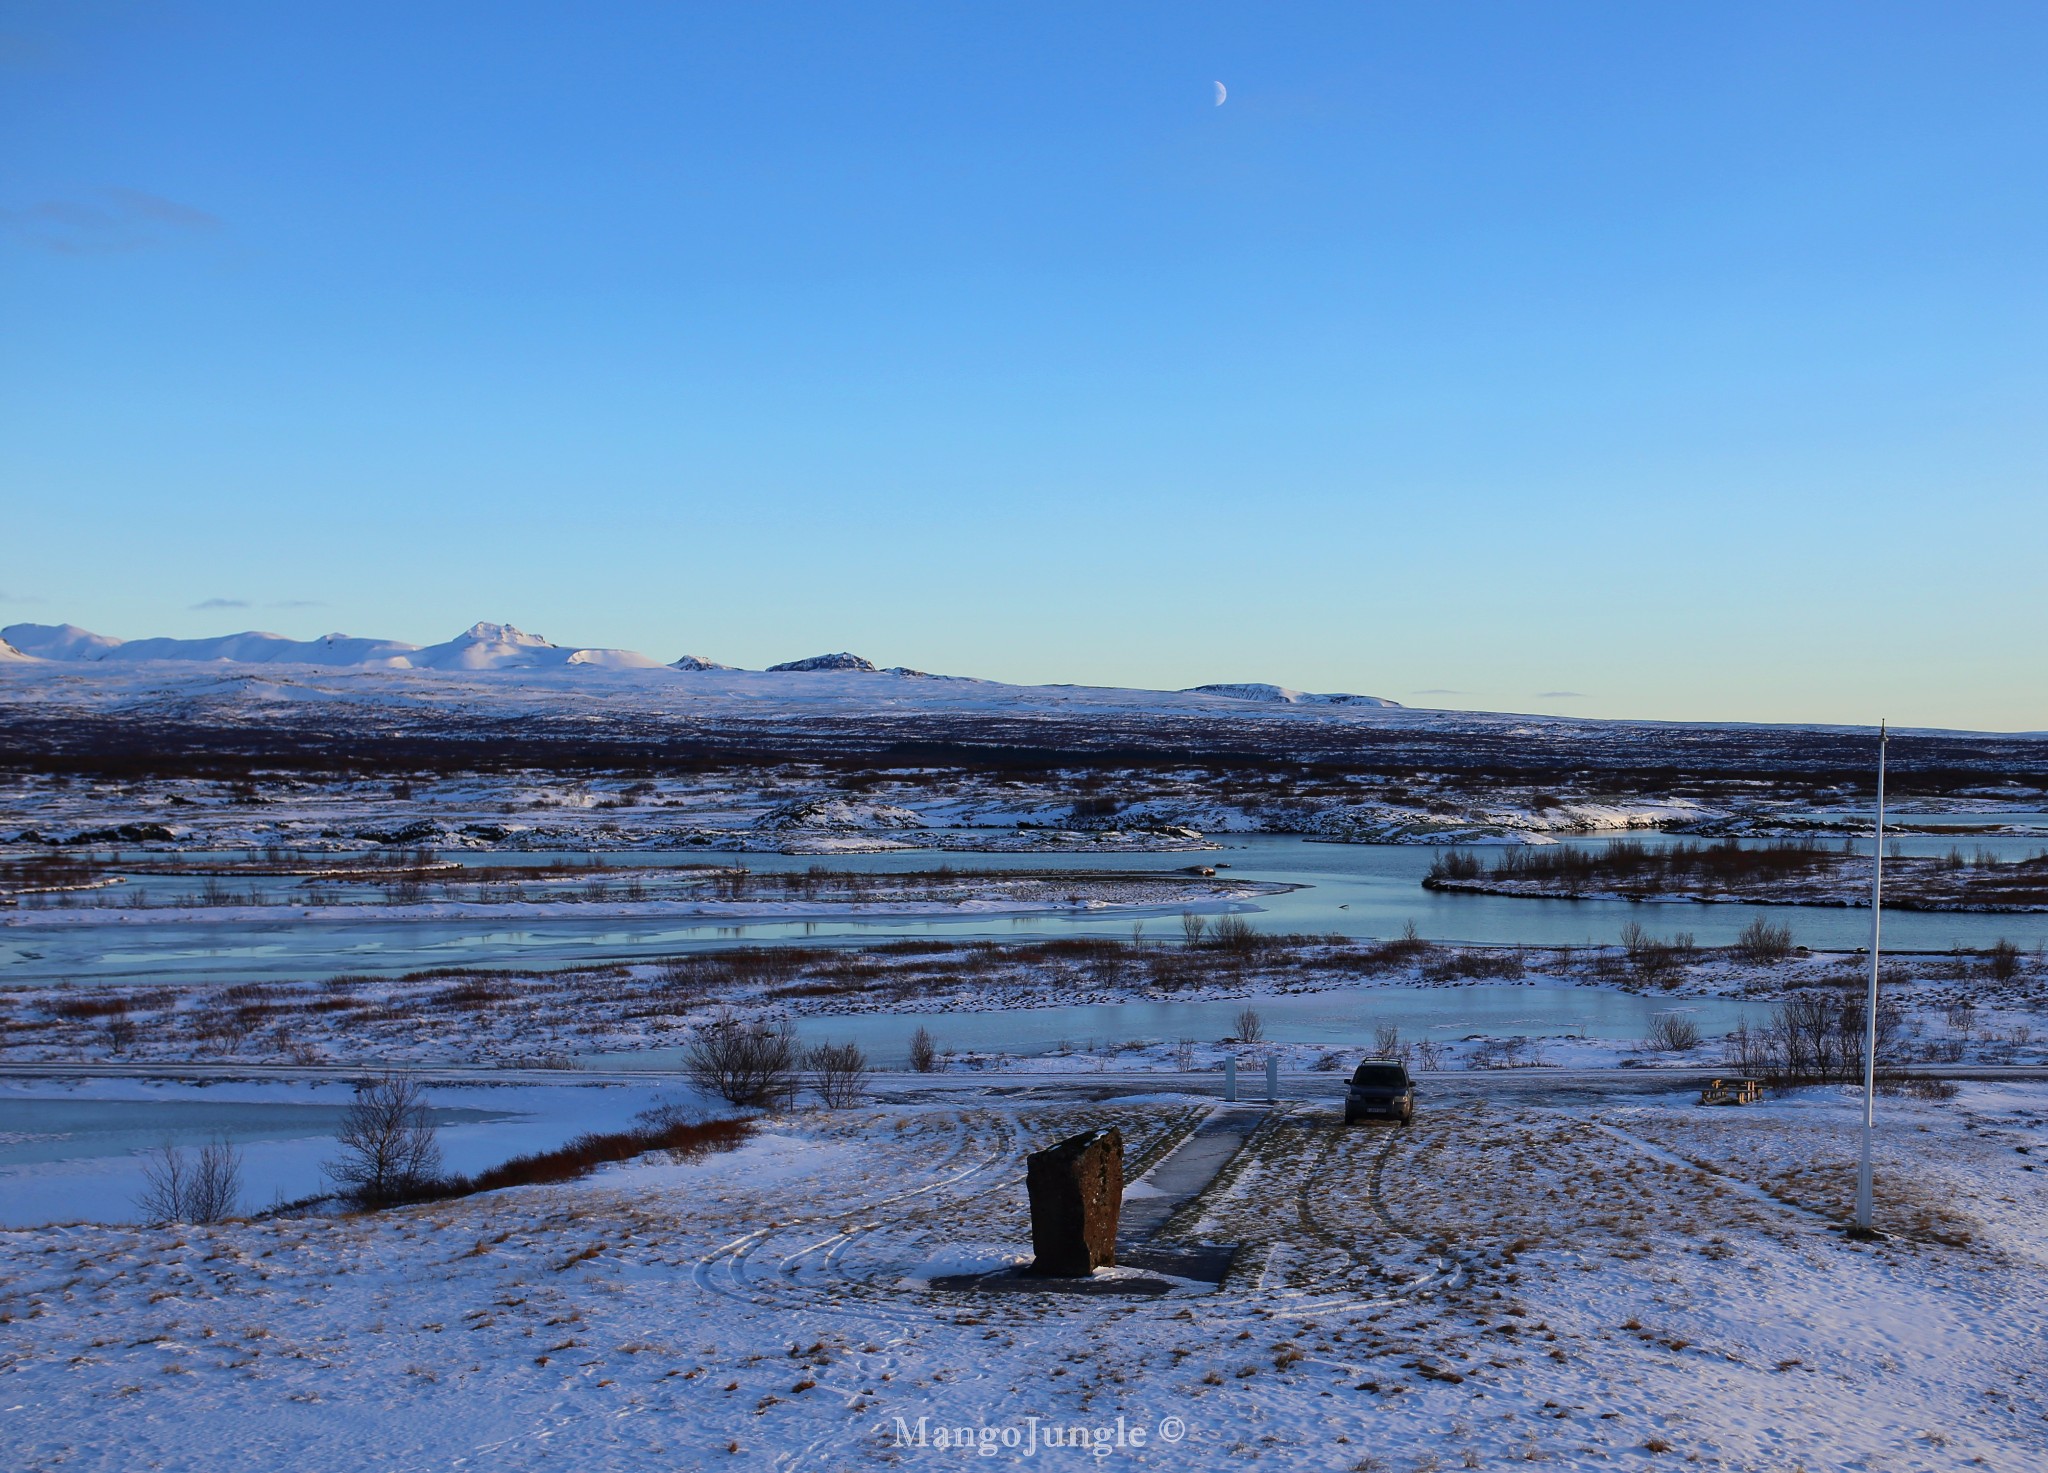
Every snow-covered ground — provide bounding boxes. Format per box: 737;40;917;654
1;1079;2042;1470
0;760;1950;859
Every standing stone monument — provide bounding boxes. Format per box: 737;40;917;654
1025;1127;1123;1276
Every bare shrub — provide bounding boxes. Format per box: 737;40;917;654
1719;1020;1774;1077
1233;1006;1265;1044
1620;923;1693;986
1373;1022;1402;1059
1733;917;1795;965
1756;987;1905;1086
186;1138;243;1221
1987;938;2022;983
1212;914;1256;953
1426;849;1483;882
1414;1038;1447;1071
1173;1037;1198;1071
907;1024;939;1073
1888;1074;1959;1100
1180;912;1209;948
326;1073;444;1206
683;1011;799;1107
137;1142;185;1225
463;1115;751;1193
1644;1013;1702;1052
805;1041;871;1108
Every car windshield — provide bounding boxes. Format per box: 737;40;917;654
1350;1064;1407;1088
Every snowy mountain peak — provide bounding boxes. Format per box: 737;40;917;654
0;635;32;662
671;654;738;671
463;622;552;648
412;623;660;671
769;652;878;673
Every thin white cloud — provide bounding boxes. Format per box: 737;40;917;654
190;597;251;611
1538;690;1590;700
0;188;221;255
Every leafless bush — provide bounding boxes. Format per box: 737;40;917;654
1719;1020;1774;1077
1744;987;1905;1086
907;1024;939;1073
1413;1038;1447;1071
1212;914;1256;953
1373;1022;1402;1059
1644;1013;1702;1052
1888;1075;1959;1100
325;1073;444;1205
1234;1006;1265;1044
1173;1038;1198;1071
805;1041;870;1108
1620;923;1695;986
1733;917;1795;965
683;1011;799;1106
137;1137;244;1224
1181;912;1208;947
1987;938;2022;983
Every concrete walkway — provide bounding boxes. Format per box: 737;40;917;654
1118;1103;1266;1241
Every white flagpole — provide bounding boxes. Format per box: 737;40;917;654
1853;720;1888;1234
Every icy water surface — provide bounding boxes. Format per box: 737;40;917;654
0;1080;653;1228
4;832;2044;987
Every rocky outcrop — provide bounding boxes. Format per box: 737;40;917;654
669;654;737;671
1025;1127;1123;1277
767;652;877;672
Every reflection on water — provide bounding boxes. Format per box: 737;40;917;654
4;833;2045;987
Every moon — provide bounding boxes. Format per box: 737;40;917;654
1213;80;1227;106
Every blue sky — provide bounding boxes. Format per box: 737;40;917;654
3;2;2044;729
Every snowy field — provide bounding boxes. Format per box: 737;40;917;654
2;1078;2043;1471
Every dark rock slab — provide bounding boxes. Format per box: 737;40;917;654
1025;1127;1122;1277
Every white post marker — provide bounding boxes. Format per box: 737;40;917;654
1265;1055;1279;1103
1854;720;1888;1236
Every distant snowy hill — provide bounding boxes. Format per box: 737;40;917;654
1184;683;1400;708
0;619;1416;722
0;621;662;673
0;636;32;662
4;623;123;661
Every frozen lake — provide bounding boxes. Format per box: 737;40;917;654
0;1079;671;1228
4;831;2043;988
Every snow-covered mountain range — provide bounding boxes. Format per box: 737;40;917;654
0;621;1401;708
